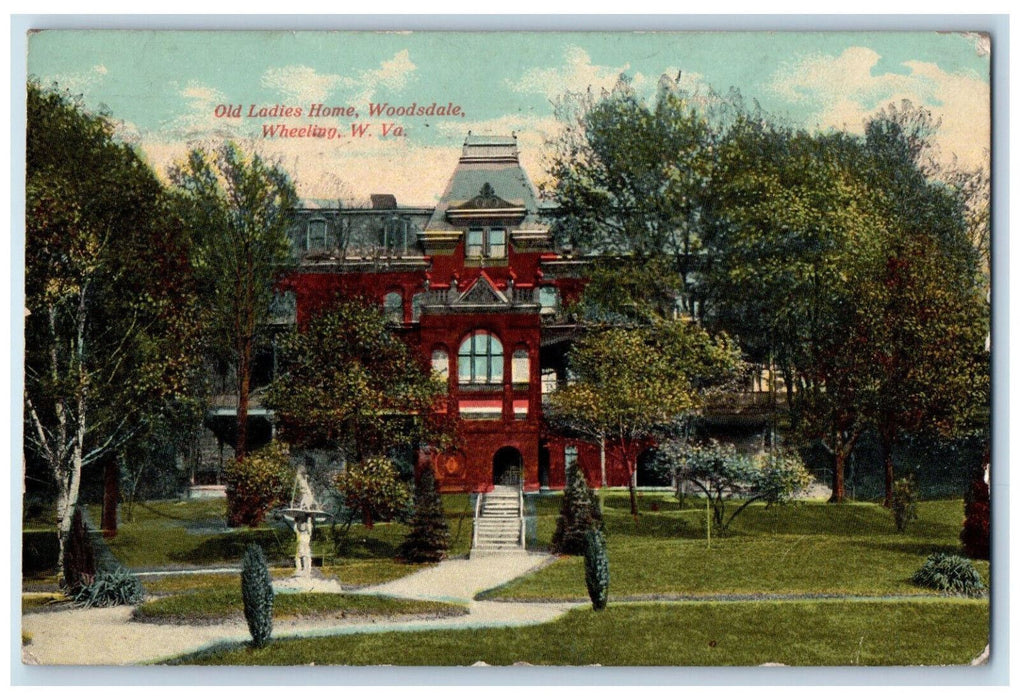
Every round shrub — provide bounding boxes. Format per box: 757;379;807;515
224;441;295;527
334;456;412;528
911;552;985;597
69;567;144;608
241;543;274;648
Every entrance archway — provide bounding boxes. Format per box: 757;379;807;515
493;446;524;487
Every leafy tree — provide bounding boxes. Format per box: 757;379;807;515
264;299;453;462
856;105;990;505
398;467;450;563
24;82;200;578
552;462;604;555
549;321;742;516
545;75;721;314
169;142;298;463
333;457;412;530
657;440;811;532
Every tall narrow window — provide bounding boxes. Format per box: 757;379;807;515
487;228;507;258
565;445;578;478
458;331;503;385
466;228;484;258
541;368;558;401
512;347;530;384
384;291;403;325
431;347;449;381
307;220;327;250
411;292;425;322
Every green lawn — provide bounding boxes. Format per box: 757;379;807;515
489;492;988;601
170;598;989;666
61;495;474;570
133;590;465;624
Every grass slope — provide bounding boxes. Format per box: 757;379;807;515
65;495;474;571
171;599;988;666
490;494;987;600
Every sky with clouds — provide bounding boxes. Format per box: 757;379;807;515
27;30;990;206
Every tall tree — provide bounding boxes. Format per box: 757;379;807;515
544;75;721;314
170;142;298;462
263;299;454;464
858;104;990;504
24;82;200;577
549;321;742;516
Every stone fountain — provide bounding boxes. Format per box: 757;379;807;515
273;464;343;593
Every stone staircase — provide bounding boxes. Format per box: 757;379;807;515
471;485;525;556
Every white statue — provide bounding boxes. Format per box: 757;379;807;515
290;513;313;577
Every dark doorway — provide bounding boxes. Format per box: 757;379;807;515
493;446;524;487
637;448;671;487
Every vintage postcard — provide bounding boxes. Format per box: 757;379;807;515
20;27;994;672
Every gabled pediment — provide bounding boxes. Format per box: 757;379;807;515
455;274;509;306
449;183;516;212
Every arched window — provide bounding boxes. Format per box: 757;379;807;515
512;347;530;384
384;291;403;324
458;331;503;385
431;347;449;381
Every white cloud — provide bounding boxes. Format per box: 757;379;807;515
770;47;989;169
508;46;650;101
261;65;347;105
260;50;417;106
41;64;108;94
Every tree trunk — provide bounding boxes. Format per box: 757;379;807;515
102;454;119;536
828;432;858;504
235;339;252;461
628;462;639;517
879;431;895;508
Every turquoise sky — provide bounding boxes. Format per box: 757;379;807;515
27;30;991;204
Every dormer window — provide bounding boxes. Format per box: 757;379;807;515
465;227;508;262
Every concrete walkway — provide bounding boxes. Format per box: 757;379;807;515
21;552;575;666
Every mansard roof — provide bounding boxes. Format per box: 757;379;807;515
425;134;549;233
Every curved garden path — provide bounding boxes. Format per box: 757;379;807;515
21;552;576;666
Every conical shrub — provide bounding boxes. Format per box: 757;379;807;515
241;543;274;647
584;528;609;611
552;465;603;555
399;468;450;563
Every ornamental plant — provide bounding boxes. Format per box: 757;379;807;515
911;552;985;597
584;528;609;611
223;441;295;527
398;467;450;563
661;440;811;533
552;464;603;555
961;477;990;559
69;567;144;608
241;543;274;648
334;456;412;529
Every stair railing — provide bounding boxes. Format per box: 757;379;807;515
518;488;525;548
472;490;483;549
